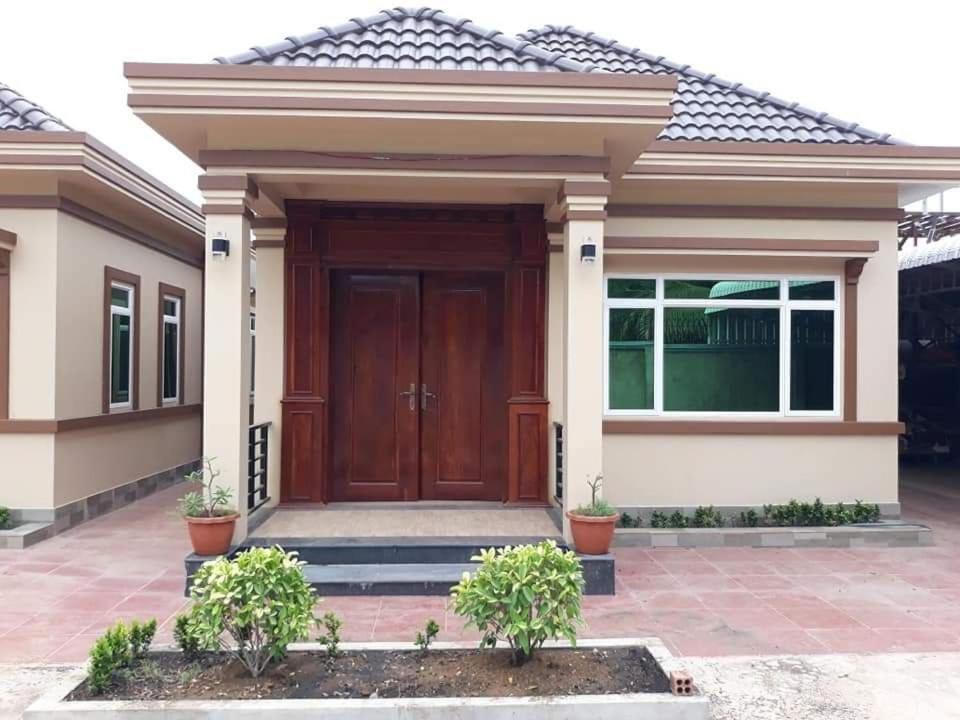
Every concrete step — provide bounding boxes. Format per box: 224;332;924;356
304;562;477;596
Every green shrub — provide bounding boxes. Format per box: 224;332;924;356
691;506;725;528
173;613;202;660
619;512;642;528
650;511;669;528
88;619;155;695
415;618;440;653
451;540;583;666
762;499;880;527
188;546;317;678
739;509;760;527
317;611;343;659
667;511;688;528
852;500;881;523
0;506;10;529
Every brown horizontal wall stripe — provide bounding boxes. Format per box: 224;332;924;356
129;93;674;119
549;244;564;253
562;180;612;196
0;402;202;434
199;149;610;174
252;239;285;249
630;163;960;181
198;175;259;196
606;204;905;221
561;210;607;222
649;140;960;159
0;195;61;209
251;217;288;229
604;236;880;253
124;62;680;91
201;203;254;219
603;420;904;436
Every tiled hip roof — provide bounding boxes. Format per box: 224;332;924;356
0;82;71;132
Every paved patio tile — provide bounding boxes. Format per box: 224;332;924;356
776;605;867;630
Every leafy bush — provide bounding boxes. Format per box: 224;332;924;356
739;509;760;527
650;511;669;528
415;618;440;653
0;506;10;530
667;510;688;528
173;613;202;660
691;506;725;528
572;475;617;517
619;512;642;528
451;540;583;666
88;619;156;694
317;611;343;659
178;457;234;518
761;498;881;527
188;546;317;677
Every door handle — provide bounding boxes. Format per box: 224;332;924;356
421;384;437;410
399;383;416;411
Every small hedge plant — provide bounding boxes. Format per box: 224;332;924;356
187;546;317;677
640;499;882;529
0;506;11;530
451;540;583;666
88;619;156;694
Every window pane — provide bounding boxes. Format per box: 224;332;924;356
665;279;779;301
608;308;654;410
163;298;178;317
111;314;131;404
608;279;655;300
789;280;835;301
664;307;779;412
163;321;178;400
791;310;834;411
111;286;129;308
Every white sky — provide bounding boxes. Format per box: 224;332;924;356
2;0;959;207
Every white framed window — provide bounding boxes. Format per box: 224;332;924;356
109;282;135;408
161;295;181;403
604;275;841;418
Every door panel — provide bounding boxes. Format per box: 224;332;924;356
330;273;420;500
421;272;506;500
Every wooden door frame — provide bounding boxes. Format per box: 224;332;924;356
280;202;548;505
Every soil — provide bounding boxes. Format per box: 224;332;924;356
69;647;669;701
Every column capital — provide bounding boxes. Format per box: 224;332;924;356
557;179;609;223
0;228;16;254
252;220;287;248
199;174;259;219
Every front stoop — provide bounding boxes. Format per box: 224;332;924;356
615;521;933;549
185;537;616;596
24;638;709;720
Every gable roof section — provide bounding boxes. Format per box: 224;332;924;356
519;26;897;145
0;82;72;131
214;7;591;72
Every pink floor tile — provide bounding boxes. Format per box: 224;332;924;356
777;605;866;630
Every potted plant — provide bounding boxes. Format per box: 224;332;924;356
566;474;618;555
178;458;238;556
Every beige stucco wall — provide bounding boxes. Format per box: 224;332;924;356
546;214;899;508
55;212;203;418
0;434;55;508
53;415;201;506
0;208;59;419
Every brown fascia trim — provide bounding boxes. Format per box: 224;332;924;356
124;62;680;91
250;216;288;229
606;204;905;221
561;179;612;197
603;420;904;436
844;258;868;421
647;140;960;159
629;163;960;181
0;246;9;419
0;130;202;224
560;209;607;222
198;149;610;174
128;93;674;119
0;195;203;268
604;237;880;253
252;239;285;249
201;203;255;220
157;282;186;407
103;266;142;414
198;174;259;197
0;402;202;434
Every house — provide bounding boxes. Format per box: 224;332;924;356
0;83;204;541
123;7;960;544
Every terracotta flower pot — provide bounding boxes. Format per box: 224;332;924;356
185;513;239;556
566;512;618;555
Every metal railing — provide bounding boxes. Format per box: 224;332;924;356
553;421;564;500
248;422;271;512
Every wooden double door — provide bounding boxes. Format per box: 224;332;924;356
329;270;506;501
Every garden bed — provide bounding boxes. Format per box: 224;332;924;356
26;640;710;720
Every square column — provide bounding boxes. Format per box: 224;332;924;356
251;220;286;506
201;185;255;542
559;182;608;541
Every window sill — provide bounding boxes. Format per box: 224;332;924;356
602;420;903;436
